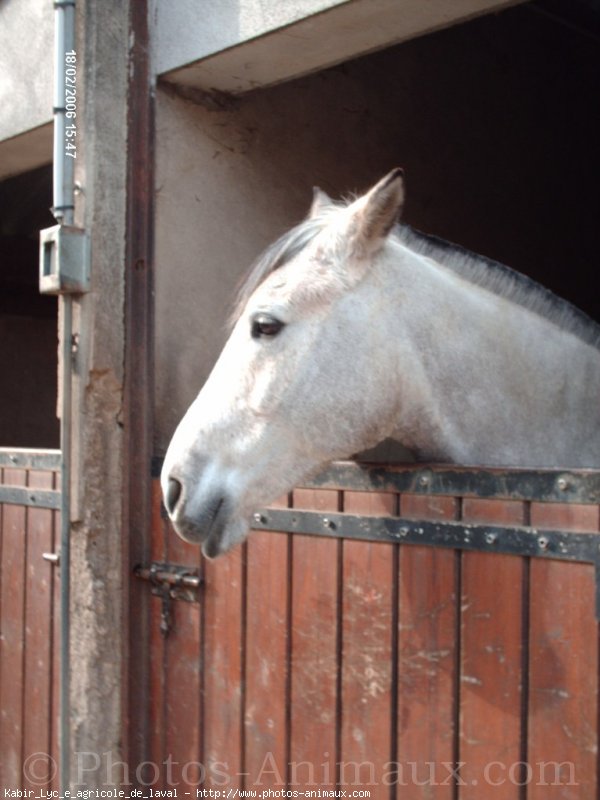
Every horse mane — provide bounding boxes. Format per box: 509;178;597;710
399;225;600;350
230;201;600;350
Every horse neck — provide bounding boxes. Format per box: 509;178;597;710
379;243;600;466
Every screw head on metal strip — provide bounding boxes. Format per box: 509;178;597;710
537;536;549;551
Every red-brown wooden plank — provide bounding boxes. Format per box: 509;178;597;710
245;494;290;791
528;503;599;799
290;488;340;791
0;468;27;789
202;544;245;789
459;499;526;799
340;490;396;797
22;470;55;790
530;502;599;533
163;515;203;789
397;494;458;798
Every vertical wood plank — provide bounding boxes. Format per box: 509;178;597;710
163;518;203;789
245;496;290;791
528;503;599;799
398;494;458;798
202;544;245;789
0;468;27;789
460;499;526;800
23;470;55;790
290;488;340;791
340;490;396;798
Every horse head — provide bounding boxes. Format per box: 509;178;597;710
161;170;406;556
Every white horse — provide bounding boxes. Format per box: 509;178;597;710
162;170;600;557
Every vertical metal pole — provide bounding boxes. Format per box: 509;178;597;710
125;0;154;775
59;294;72;793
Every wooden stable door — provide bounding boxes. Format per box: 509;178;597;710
0;457;61;792
143;467;600;799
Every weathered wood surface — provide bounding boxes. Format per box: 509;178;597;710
146;476;600;796
0;467;59;791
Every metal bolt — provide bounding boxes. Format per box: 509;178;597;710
9;454;17;463
253;512;266;525
556;477;569;492
538;536;549;551
399;527;409;538
419;474;430;488
322;517;336;530
485;532;497;545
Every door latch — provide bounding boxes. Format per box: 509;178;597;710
134;561;202;637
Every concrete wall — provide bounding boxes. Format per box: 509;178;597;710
154;3;600;454
0;0;53;178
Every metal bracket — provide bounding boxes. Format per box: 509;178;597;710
308;462;600;504
251;509;600;619
134;562;202;637
0;449;61;470
0;485;61;510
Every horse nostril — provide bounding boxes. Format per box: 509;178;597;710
165;477;183;516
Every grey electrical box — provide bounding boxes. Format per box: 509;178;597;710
39;224;90;295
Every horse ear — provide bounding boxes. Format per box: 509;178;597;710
350;168;405;255
308;186;332;219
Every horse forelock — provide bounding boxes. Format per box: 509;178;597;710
229;202;343;327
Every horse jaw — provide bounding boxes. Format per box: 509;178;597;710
162;401;393;556
160;399;330;558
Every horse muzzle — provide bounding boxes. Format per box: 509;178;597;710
163;475;231;558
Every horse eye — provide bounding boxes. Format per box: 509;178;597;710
251;314;285;339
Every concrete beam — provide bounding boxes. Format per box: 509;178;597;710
0;125;53;181
158;0;524;94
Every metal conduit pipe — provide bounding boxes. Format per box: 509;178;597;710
52;0;76;792
53;0;76;225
